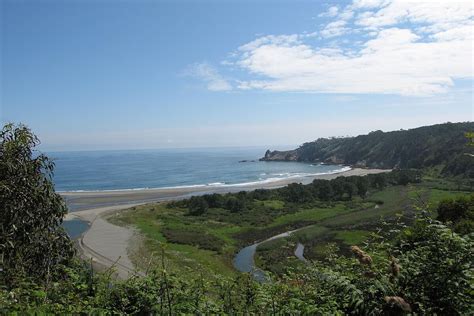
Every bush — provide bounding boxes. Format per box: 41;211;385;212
437;195;474;234
161;228;224;252
393;217;473;314
188;196;209;215
0;124;74;287
226;196;247;213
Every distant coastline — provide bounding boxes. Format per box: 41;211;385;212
260;122;474;177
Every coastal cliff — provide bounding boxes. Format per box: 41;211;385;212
260;122;474;177
262;149;299;161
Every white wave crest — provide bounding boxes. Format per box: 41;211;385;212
59;166;352;193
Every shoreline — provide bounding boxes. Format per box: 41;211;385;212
63;167;390;279
58;166;352;194
62;168;389;213
65;203;145;279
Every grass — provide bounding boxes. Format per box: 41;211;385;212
110;178;473;278
333;230;371;245
270;204;350;227
428;189;471;206
111;204;238;278
257;237;288;252
133;218;168;243
322;186;411;227
260;200;285;209
292;225;330;242
255;238;302;275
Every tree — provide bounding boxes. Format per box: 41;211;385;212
203;193;223;208
251;189;272;201
0;123;74;287
283;183;313;203
226;196;246;213
271;122;474;177
355;177;369;198
314;180;333;201
343;182;357;200
373;173;387;189
330;178;345;200
188;196;209;215
437;195;474;235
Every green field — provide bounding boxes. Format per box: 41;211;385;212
111;177;473;278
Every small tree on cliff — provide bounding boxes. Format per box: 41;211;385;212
0;123;74;287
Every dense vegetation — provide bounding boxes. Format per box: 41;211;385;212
3;213;472;315
262;122;474;177
172;169;422;213
437;195;474;235
1;124;473;314
0;124;74;287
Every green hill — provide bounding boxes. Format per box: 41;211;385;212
261;122;474;177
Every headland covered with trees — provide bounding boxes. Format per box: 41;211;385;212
262;122;474;177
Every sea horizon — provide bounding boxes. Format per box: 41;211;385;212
48;147;350;192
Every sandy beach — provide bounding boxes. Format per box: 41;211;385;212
68;204;144;279
63;167;389;278
63;168;389;212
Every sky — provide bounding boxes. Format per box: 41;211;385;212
1;0;473;151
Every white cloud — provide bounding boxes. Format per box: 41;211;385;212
339;9;355;21
321;20;350;38
354;0;473;29
352;0;390;9
431;23;473;41
319;6;339;18
228;0;473;96
186;63;232;91
238;34;301;52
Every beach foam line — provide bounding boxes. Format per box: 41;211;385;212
57;184;208;193
223;166;352;187
207;182;226;186
59;166;352;193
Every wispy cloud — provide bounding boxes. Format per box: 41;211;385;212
321;20;350;38
319;6;339;18
226;0;473;96
185;62;232;91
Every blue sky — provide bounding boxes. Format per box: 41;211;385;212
1;0;473;151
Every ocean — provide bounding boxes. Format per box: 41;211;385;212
49;147;349;192
55;147;349;239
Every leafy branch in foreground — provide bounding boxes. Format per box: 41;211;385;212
0;123;74;287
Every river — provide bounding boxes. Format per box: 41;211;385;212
233;228;308;281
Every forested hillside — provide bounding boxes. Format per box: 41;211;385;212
262;122;474;177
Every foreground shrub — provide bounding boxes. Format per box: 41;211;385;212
0;124;74;287
1;213;471;315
